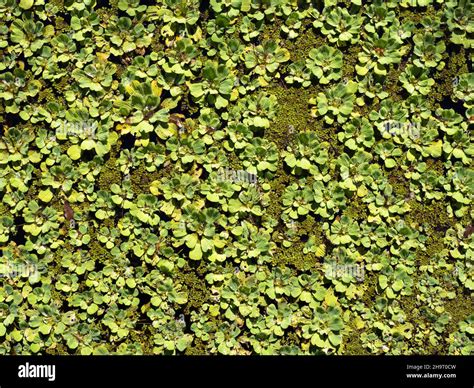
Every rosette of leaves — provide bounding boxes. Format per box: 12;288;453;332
224;122;254;151
173;206;227;262
284;60;312;87
213;322;242;355
0;213;14;244
230;221;271;259
237;16;262;43
240;137;279;176
0;23;9;50
314;7;363;45
187;60;236;109
309;81;357;124
363;0;397;33
199;171;235;204
453;73;474;105
125;194;160;226
226;185;265;217
339;117;375;151
117;0;147;17
10;13;54;57
39;156;81;193
447;166;474;216
130;142;166;173
441;125;473;166
151;173;198;216
219;272;260;320
323;247;365;293
126;228;162;261
90;191;117;222
0;126;35;164
374;141;403;169
369;99;408;133
163;37;200;76
4;165;34;195
51;33;78;63
22;201;59;237
301;305;344;354
357;74;389;100
402;94;432;122
161;0;200;27
121;56;160;83
57;109;117;159
198;107;221;133
71;60;117;92
242;40;290;81
150;315;193;354
313;180;346;219
296;273;327;305
412;32;446;69
448;314;474;355
209;0;251;15
103;16;152;56
399;65;435;96
306;45;343;85
248;303;294;339
444;0;474;48
258;267;301;301
0;69;42;114
229;92;278;129
281;181;315;220
336;150;376;193
248;93;278;126
207;33;244;70
281;9;307;39
356;31;406;76
326;215;361;246
366;181;409;219
99;304;139;343
164;136;206;166
69;9;101;42
418;15;444;39
283;131;329;176
116;80;173;131
378;265;414;299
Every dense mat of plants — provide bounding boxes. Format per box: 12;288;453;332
0;0;473;355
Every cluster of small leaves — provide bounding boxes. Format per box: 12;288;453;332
0;0;472;355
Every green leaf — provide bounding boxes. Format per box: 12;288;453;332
38;189;53;203
185;233;198;249
328;332;342;346
426;140;443;158
39;323;52;335
392;279;404;292
19;0;34;9
384;158;397;168
30;343;41;353
67;144;82;160
87;304;99;315
189;244;202;260
379;275;388;289
188;83;205;98
176;335;191;352
126;278;136;288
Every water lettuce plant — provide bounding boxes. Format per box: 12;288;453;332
0;0;471;358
